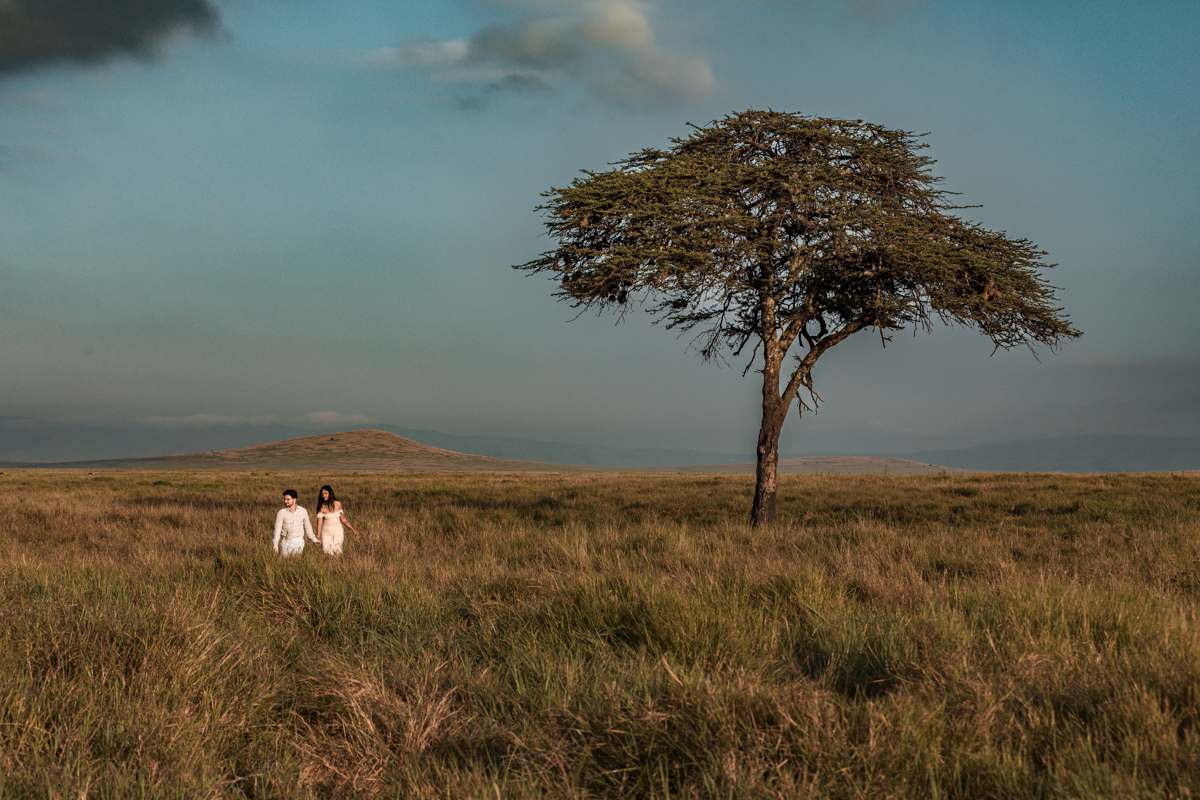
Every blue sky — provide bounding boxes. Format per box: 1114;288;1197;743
1;0;1197;456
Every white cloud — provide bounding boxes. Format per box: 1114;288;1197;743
589;48;714;104
388;38;469;69
386;1;715;106
303;411;373;426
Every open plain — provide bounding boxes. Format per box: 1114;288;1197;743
1;467;1198;798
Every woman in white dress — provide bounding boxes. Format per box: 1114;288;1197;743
315;485;360;556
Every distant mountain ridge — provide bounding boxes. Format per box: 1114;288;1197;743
0;430;973;475
376;425;741;468
0;417;317;461
902;434;1200;473
3;417;1197;472
0;417;738;467
0;430;602;472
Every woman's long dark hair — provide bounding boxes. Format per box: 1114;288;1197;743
316;484;337;512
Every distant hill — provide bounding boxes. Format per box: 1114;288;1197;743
0;430;603;472
903;435;1200;473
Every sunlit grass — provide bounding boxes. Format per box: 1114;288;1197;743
1;469;1198;798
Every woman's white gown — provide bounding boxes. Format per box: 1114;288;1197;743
319;509;346;555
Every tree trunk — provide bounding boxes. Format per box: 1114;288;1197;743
751;362;786;528
751;422;783;528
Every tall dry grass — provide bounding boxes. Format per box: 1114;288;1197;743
0;469;1197;798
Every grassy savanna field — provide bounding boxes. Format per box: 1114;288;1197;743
1;469;1198;799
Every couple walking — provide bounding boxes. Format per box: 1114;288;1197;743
272;485;359;557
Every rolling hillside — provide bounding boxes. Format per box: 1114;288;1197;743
0;430;600;472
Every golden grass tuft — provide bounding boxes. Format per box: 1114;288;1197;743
0;468;1197;798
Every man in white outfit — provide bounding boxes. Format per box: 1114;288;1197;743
273;489;317;557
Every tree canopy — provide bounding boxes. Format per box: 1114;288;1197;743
516;110;1080;526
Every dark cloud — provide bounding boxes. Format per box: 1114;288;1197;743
486;72;548;94
469;20;585;69
454;94;485;112
452;73;548;112
0;0;220;75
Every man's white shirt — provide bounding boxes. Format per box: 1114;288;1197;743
273;505;317;550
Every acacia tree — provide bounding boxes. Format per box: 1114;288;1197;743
516;110;1080;527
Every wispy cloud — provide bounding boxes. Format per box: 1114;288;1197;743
0;0;221;76
303;411;373;427
380;1;715;107
141;414;279;428
137;411;374;428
